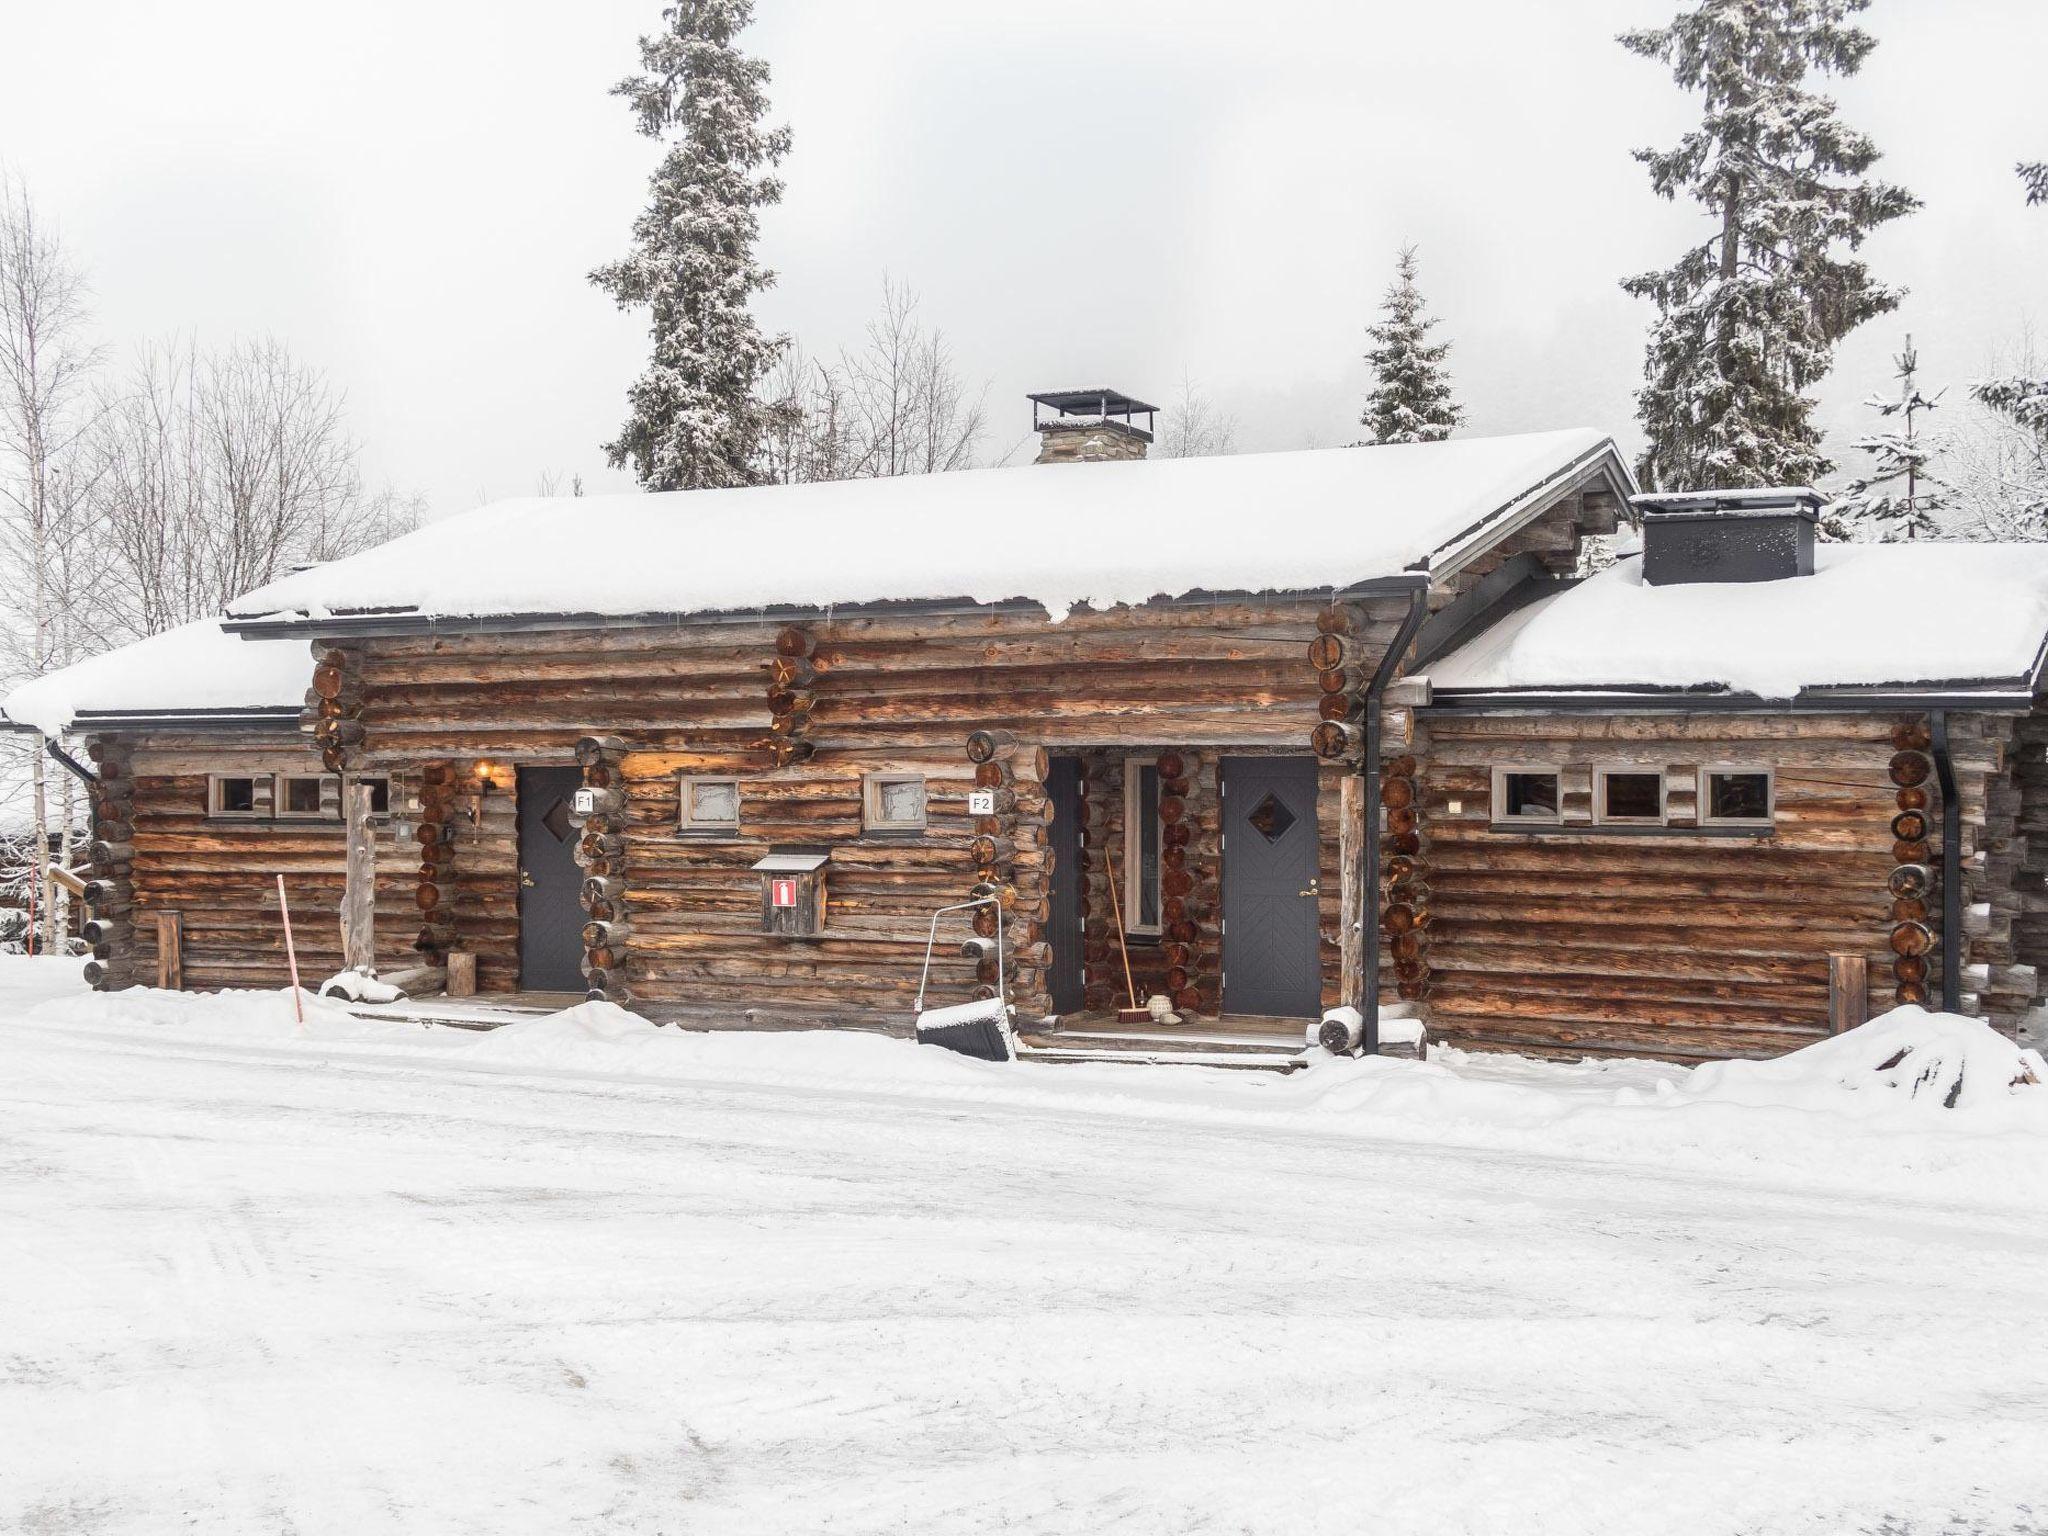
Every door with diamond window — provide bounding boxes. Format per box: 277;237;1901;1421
517;766;587;992
1220;756;1322;1017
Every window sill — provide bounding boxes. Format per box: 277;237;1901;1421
1487;822;1773;839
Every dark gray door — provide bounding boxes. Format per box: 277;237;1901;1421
1045;756;1084;1014
517;766;586;992
1221;756;1322;1018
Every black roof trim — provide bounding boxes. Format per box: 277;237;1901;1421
222;575;1431;641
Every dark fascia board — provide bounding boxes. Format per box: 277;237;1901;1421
65;706;304;734
219;574;1433;641
1411;556;1570;671
1423;681;2037;715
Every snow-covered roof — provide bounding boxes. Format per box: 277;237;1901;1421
1426;543;2048;701
2;620;309;735
225;430;1628;627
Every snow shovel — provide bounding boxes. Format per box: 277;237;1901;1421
912;895;1015;1062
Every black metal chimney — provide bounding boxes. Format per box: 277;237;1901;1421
1634;488;1822;586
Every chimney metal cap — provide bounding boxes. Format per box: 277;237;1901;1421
1026;387;1159;419
1633;487;1825;519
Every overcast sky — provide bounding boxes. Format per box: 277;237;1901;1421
5;0;2044;516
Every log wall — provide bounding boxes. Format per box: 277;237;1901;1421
305;595;1436;1026
1408;709;2038;1061
83;729;418;992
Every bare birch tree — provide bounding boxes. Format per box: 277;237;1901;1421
1156;373;1239;459
0;173;104;951
766;277;987;482
89;336;421;632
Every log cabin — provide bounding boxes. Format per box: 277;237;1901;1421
11;397;2047;1067
2;619;415;992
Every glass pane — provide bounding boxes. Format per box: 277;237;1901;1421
1248;790;1297;842
691;780;739;826
284;777;323;814
1603;773;1663;821
1501;773;1557;818
218;777;255;813
1137;764;1161;927
878;777;925;825
1710;772;1771;822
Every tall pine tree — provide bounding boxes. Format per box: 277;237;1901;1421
591;1;792;491
1824;335;1946;541
1359;246;1463;445
1621;0;1918;491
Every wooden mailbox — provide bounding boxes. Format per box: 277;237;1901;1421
754;850;828;938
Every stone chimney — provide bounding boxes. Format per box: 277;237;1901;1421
1028;388;1156;464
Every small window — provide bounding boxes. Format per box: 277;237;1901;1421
863;773;927;832
1701;766;1773;827
1123;756;1163;934
209;775;259;817
1596;768;1666;825
277;775;331;818
1493;768;1560;822
679;776;741;835
359;776;391;816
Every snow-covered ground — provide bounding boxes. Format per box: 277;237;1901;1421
4;958;2047;1535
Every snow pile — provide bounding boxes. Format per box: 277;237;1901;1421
1684;1006;2045;1113
1427;542;2048;697
317;969;404;1004
226;429;1617;624
1;618;310;734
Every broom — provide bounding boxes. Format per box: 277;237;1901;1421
1101;844;1150;1024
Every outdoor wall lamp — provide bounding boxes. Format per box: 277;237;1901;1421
470;759;496;826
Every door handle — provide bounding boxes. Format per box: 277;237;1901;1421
1298;879;1320;898
520;869;535;888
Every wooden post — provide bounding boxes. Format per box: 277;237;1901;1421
447;950;477;999
154;910;183;991
342;781;376;977
1338;773;1366;1010
1828;953;1870;1033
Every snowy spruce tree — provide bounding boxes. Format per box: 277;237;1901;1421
2021;162;2048;207
1359;246;1463;445
1824;335;1946;541
1621;0;1918;491
1966;166;2048;533
590;0;792;491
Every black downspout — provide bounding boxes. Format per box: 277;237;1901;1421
1359;578;1432;1055
44;735;100;788
1929;710;1962;1014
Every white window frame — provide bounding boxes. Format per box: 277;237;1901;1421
1123;754;1163;936
1491;765;1562;824
862;772;927;833
274;772;337;821
207;773;263;819
678;775;742;835
1593;765;1668;827
1698;764;1775;828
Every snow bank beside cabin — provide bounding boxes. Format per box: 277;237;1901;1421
224;430;1614;625
1428;542;2048;698
18;982;2047;1196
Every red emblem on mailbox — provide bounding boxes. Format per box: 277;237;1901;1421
771;876;799;908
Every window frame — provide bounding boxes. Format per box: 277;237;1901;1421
1593;765;1669;827
1491;765;1562;825
678;774;742;837
1698;764;1775;829
1122;754;1164;937
274;773;336;821
861;771;928;834
207;774;263;819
